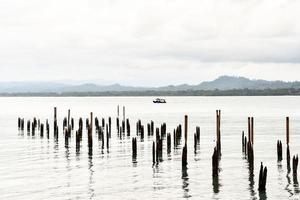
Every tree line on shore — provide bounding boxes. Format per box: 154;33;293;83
1;88;300;96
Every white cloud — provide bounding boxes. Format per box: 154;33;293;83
0;0;299;85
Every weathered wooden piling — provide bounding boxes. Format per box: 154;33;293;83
76;130;80;148
46;120;49;139
258;162;267;192
116;117;120;133
182;144;187;168
152;141;155;164
18;117;21;129
132;137;137;158
106;124;109;149
140;125;144;141
63;117;67;129
88;117;93;155
196;126;200;143
101;129;104;149
194;133;197;153
244;136;247;154
67;109;70;127
147;123;151;136
248;117;251;143
101;117;105;129
90;112;93;132
184;115;188;145
212;147;219;177
286;117;291;172
293;155;298;175
161;123;166;138
216;110;221;156
151;121;154;135
251;117;254;145
167;133;171;154
286;117;290;145
71;118;74;130
242;131;245;152
182;115;188;168
108;117;111;136
31;122;35;136
126;119;130;136
194;126;200;152
155;135;163;163
40;124;44;137
54;107;58;138
27;120;30;132
173;129;176;148
277;140;283;161
247;141;254;170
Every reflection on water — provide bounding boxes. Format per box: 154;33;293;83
258;191;267;200
3;96;300;199
212;176;220;194
248;166;256;199
88;157;95;200
285;173;293;197
182;166;191;198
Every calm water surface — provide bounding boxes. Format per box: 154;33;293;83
0;96;300;200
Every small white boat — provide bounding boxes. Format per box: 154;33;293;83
153;98;166;103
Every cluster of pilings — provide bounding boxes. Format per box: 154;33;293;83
18;106;300;194
173;124;182;148
116;105;126;136
147;121;154;136
258;162;267;192
242;117;254;171
18;117;50;138
276;117;299;184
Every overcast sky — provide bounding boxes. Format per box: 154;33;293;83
0;0;299;86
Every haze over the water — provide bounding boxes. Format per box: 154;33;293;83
0;0;299;86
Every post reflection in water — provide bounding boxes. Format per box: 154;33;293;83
182;166;191;198
88;156;95;200
258;191;267;200
212;176;219;194
285;173;293;197
248;164;256;199
132;155;137;167
293;173;299;194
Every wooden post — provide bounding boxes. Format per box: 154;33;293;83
152;141;155;164
216;110;221;156
248;117;251;143
167;133;171;154
277;140;283;161
132;137;137;158
286;117;290;145
212;147;218;177
293;155;298;175
258;162;267;192
251;117;254;145
106;124;109;149
67;109;70;127
90;112;93;134
184;115;188;145
242;131;245;152
182;144;187;168
54;107;57;137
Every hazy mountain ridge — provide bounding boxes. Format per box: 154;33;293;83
1;76;300;93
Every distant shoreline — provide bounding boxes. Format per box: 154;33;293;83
0;88;299;97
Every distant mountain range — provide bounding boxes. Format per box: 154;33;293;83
0;76;299;93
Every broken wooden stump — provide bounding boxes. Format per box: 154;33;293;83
258;162;267;192
277;140;283;161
